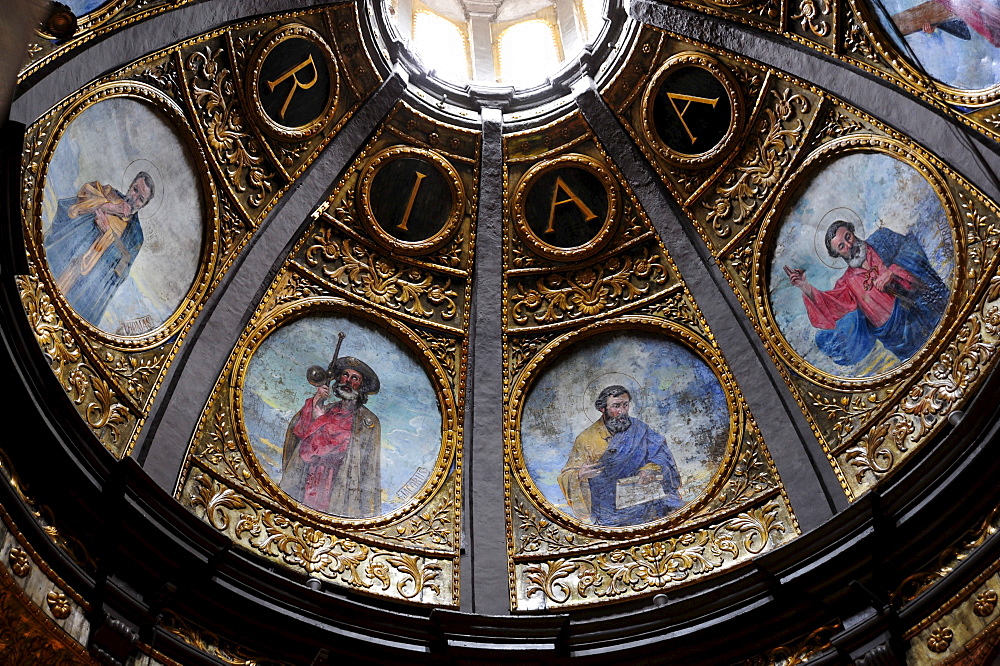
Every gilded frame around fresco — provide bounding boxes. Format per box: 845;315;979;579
357;145;467;257
844;0;1000;107
245;23;340;141
26;80;220;352
230;297;458;530
751;136;964;391
640;51;748;168
510;153;621;262
508;315;741;539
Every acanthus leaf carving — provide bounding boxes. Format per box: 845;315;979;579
520;501;789;606
17;274;131;452
186;46;275;209
303;229;460;321
791;0;831;37
701;87;810;240
509;246;669;325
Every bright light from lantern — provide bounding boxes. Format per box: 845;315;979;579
498;20;561;86
412;10;470;81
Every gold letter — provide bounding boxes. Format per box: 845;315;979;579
266;55;320;121
397;171;428;232
545;176;597;234
665;92;719;145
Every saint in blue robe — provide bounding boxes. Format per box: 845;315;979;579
44;191;143;325
587;417;684;527
815;228;949;366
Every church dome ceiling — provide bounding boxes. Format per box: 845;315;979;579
3;0;1000;663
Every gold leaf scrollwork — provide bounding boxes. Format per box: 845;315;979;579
369;554;442;599
271;272;330;310
198;410;256;487
510;248;668;325
702;88;809;239
819;111;866;140
186;47;275;208
727;243;756;287
508;331;562;380
236;509;370;584
304;231;459;321
419;334;459;380
514;498;584;554
808;390;885;446
791;0;831;36
18;275;129;448
104;351;164;402
384;501;453;547
844;414;912;481
700;434;775;515
190;475;247;531
901;318;995;439
162;611;286;666
525;559;576;603
738;624;842;666
523;503;786;604
844;12;880;61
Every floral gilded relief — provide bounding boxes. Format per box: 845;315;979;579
502;115;797;610
175;102;475;606
606;33;1000;500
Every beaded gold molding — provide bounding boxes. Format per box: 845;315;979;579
606;28;1000;500
175;101;479;606
645;0;1000;150
502;111;798;611
17;7;378;459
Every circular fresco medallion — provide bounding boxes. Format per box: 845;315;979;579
766;151;955;379
40;95;205;338
519;328;730;529
241;313;444;520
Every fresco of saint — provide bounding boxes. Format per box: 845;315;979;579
559;385;684;527
784;219;949;366
281;352;382;518
44;173;154;324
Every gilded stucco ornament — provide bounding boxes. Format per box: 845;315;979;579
605;32;1000;501
502;113;797;610
176;102;476;605
17;9;375;460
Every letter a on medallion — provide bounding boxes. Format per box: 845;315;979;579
545;176;597;234
666;92;719;145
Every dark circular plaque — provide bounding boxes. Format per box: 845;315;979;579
248;25;338;140
359;146;464;255
512;154;619;262
642;53;744;168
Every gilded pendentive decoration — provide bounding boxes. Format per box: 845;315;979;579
175;101;478;606
648;0;1000;149
607;29;1000;500
502;112;798;611
17;7;378;458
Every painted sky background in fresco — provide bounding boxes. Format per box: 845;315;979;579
242;314;443;516
520;330;730;522
768;152;954;377
872;0;1000;90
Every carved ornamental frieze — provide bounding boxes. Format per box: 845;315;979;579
645;0;1000;150
607;29;1000;499
502;112;798;611
175;102;478;606
17;7;378;458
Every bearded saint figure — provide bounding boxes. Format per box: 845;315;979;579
785;220;949;366
281;356;382;518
